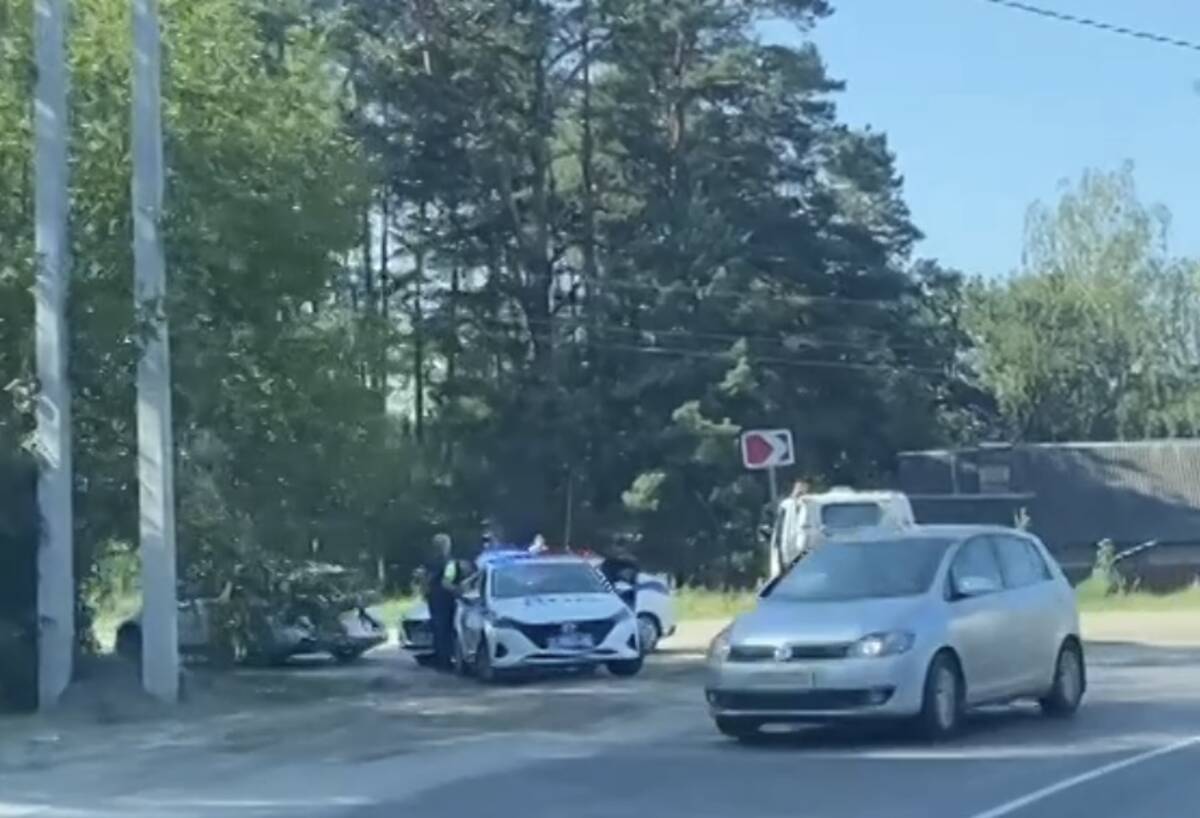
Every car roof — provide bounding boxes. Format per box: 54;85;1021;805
849;523;1033;542
807;488;907;502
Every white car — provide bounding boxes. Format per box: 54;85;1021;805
587;558;676;653
769;488;916;576
454;554;643;680
400;555;676;661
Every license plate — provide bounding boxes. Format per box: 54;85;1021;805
750;670;816;689
549;633;594;651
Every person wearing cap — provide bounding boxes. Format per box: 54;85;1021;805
424;533;461;671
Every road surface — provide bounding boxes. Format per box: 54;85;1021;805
2;640;1200;818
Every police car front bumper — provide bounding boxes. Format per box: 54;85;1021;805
486;617;640;668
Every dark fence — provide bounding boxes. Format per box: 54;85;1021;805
1;455;38;712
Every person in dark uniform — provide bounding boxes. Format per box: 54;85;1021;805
600;549;640;611
425;533;461;671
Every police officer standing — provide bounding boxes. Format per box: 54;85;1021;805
425;533;460;671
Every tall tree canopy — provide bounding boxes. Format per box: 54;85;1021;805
966;164;1200;443
337;0;972;579
2;0;980;601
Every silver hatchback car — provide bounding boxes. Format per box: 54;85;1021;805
706;525;1085;740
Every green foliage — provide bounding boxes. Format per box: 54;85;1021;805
335;0;975;585
2;0;992;616
965;164;1200;442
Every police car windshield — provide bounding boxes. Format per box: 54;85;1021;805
491;562;607;599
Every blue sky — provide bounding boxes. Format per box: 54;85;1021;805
766;1;1200;277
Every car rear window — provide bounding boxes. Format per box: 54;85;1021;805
820;502;884;529
768;537;953;602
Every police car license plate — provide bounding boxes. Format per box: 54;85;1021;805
549;632;594;651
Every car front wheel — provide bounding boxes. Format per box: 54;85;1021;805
1040;640;1085;718
606;656;644;677
917;652;964;741
332;647;366;665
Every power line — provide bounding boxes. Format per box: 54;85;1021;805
488;314;947;357
981;0;1200;54
466;326;955;378
420;281;916;312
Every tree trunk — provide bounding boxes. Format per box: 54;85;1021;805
412;202;428;442
377;187;390;409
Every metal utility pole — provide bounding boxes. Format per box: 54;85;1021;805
33;0;75;710
131;0;179;703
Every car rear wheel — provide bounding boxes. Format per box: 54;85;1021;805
1040;640;1085;718
714;716;762;742
637;614;661;654
606;656;644;677
917;652;964;741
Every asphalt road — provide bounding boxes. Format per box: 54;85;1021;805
4;640;1200;818
333;641;1200;818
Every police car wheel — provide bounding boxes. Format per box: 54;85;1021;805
637;614;661;654
607;657;643;677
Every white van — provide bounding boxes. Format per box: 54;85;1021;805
768;487;915;576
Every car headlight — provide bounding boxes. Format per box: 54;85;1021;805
848;631;915;659
612;606;633;623
707;626;733;663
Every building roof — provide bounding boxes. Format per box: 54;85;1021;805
899;441;1200;548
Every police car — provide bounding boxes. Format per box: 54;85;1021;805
399;549;676;663
453;553;643;679
399;549;523;666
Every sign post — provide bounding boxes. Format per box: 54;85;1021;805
740;429;795;577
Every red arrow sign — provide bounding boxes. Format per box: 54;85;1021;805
741;429;795;470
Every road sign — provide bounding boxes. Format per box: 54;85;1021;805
741;429;794;471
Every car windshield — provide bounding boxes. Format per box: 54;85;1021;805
768;537;953;602
820;502;884;529
491;562;607;599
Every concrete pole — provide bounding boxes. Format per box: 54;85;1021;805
131;0;179;702
766;466;781;578
33;0;75;710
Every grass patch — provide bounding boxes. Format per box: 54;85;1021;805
375;595;418;627
676;582;1200;621
1075;578;1200;612
674;588;757;621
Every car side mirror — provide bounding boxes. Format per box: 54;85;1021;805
953;574;1000;599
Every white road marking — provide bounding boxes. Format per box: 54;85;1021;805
965;733;1200;818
